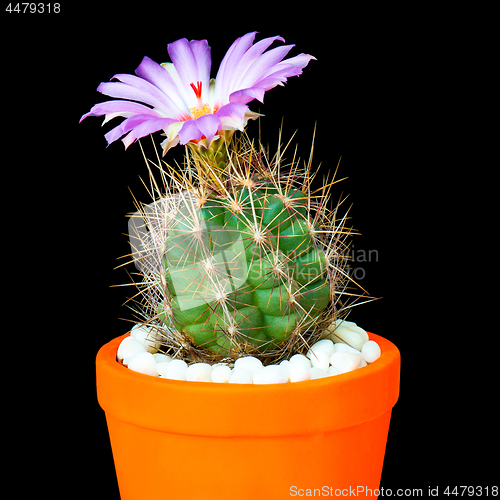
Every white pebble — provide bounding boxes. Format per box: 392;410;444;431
229;368;254;384
327;365;341;376
211;365;232;383
309;339;335;357
127;352;159;377
343;321;369;342
253;365;289;384
358;357;368;368
234;356;263;374
130;324;160;353
289;353;312;369
185;363;212;382
307;350;330;372
277;360;291;381
164;359;188;380
328;320;368;342
287;362;311;382
330;326;364;351
329;351;362;373
156;361;170;377
349;321;368;342
154;353;172;363
117;337;147;362
309;366;329;379
326;320;368;351
340;320;357;328
362;340;381;363
334;343;362;355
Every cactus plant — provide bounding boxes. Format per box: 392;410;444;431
126;134;356;363
81;32;365;364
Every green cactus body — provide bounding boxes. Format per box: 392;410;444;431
159;181;331;357
128;135;354;364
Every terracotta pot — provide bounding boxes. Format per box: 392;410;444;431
96;333;400;500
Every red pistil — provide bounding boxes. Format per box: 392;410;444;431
190;81;203;99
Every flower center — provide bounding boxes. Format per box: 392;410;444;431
190;103;212;119
189;81;212;119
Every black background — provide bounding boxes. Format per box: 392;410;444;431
3;4;495;499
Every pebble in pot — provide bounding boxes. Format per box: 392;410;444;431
253;365;289;384
117;337;147;364
128;352;159;377
164;359;188;380
307;350;330;372
329;352;362;374
185;363;212;382
362;340;381;363
229;368;254;384
130;324;161;353
289;354;312;369
211;365;232;383
286;362;311;382
116;321;382;384
234;356;263;374
323;320;368;351
310;366;329;379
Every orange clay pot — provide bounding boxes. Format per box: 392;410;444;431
96;332;400;500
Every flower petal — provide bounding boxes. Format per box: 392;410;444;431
216;102;250;130
104;115;173;147
229;53;316;105
177;120;203;145
194;114;221;143
228;87;266;105
213;32;257;107
97;81;172;116
161;62;191;110
214;35;287;107
212;34;315;108
236;44;295;90
80;100;162;124
161;121;184;154
104;116;144;145
167;38;211;106
134;56;190;119
191;40;211;86
227;36;286;91
275;53;317;70
121;117;173;149
256;54;317;84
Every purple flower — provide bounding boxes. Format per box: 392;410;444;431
80;32;315;154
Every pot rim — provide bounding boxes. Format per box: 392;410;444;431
96;332;400;437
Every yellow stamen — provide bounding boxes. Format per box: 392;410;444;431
189;103;212;119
